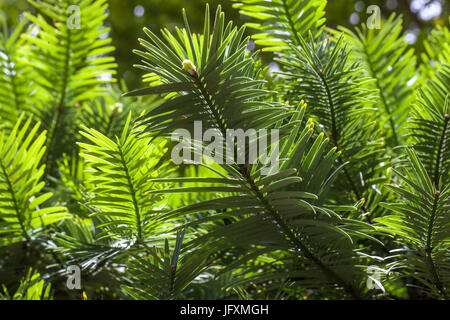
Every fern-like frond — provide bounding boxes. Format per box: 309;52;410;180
336;14;417;146
408;65;450;186
231;0;327;51
78;113;173;242
124;6;380;299
278;32;386;217
122;229;209;300
0;116;68;246
377;148;450;299
420;17;450;80
0;18;36;128
126;4;290;138
46;216;133;274
24;0;117;176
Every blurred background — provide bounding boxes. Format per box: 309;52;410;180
1;0;449;89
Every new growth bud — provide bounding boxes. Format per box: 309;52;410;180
182;59;197;77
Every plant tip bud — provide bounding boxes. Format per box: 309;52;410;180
182;59;197;77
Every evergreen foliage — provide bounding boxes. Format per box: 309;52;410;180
0;0;448;300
